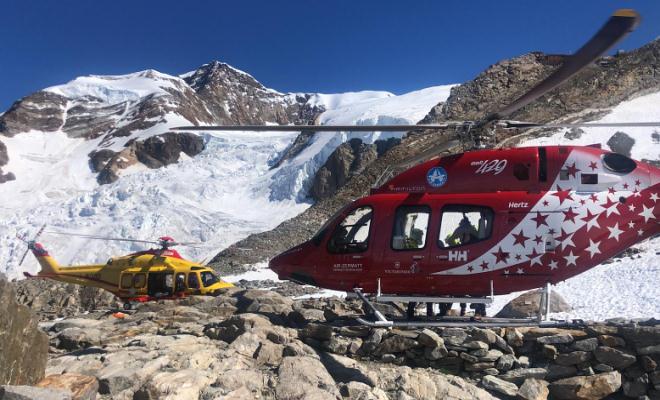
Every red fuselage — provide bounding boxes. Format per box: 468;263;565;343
270;145;659;297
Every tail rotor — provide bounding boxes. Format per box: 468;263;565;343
16;224;47;266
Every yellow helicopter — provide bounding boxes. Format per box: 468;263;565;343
18;226;233;309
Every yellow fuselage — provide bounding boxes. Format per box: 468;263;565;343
34;252;233;299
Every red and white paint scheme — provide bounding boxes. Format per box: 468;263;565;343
269;145;659;297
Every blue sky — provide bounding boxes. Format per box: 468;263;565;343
1;1;659;111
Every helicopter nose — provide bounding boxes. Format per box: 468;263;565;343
269;243;317;285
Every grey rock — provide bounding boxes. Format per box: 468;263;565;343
417;329;444;348
482;375;519;397
0;385;72;400
623;374;649;398
555;351;592;366
496;289;572;318
517;378;549;400
537;334;574;345
276;356;340;399
500;368;549;385
497;354;517;372
549;371;621;400
572;338;599;352
597;335;626;347
376;335;418;354
0;275;48;385
593;346;637;369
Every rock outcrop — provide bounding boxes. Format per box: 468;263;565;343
311;137;400;200
11;286;659;399
0;274;49;385
13;279;119;321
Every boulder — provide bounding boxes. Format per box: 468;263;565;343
495;289;571;318
482;375;519;397
376;335;419;354
549;371;621;400
301;323;334;341
134;369;213;400
593;346;636;369
0;385;72;400
0;275;49;385
555;351;592;366
276;356;340;400
500;368;549;385
572;338;599;352
36;374;98;400
537;334;574;345
597;335;625;347
417;329;444;348
517;378;549;400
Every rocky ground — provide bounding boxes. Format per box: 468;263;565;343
3;275;659;399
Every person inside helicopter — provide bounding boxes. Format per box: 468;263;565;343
446;215;479;246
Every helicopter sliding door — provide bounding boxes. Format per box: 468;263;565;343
377;204;432;294
147;272;174;297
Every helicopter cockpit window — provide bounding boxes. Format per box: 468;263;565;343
201;271;220;287
438;205;494;248
133;273;146;289
327;206;373;254
392;206;430;250
120;273;133;289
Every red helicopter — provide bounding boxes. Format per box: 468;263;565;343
177;10;660;326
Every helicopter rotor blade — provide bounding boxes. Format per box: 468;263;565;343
44;231;160;245
17;224;48;267
502;120;660;129
488;9;640;121
18;248;30;266
171;123;464;132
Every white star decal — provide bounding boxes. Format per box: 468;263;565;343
516;268;525;274
561;232;575;250
607;223;624;242
638;229;644;237
627;221;635;229
586;239;601;258
639;205;656;223
564;251;579;266
585;213;601;232
604;202;621;217
530;252;543;266
548;260;558;270
651;192;659;202
628;204;636;212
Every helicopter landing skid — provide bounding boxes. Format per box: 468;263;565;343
352;286;585;328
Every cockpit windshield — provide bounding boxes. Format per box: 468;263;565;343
200;271;220;287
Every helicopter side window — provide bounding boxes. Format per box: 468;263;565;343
327;206;373;254
188;272;200;289
201;271;220;287
120;273;133;289
392;206;430;250
438;205;494;248
133;273;146;289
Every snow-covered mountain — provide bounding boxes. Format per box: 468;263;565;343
0;61;454;278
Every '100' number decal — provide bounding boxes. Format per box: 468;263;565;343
473;159;507;175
